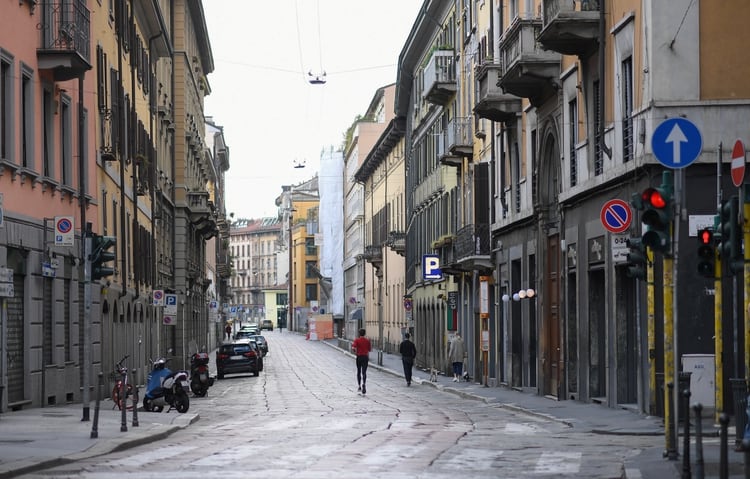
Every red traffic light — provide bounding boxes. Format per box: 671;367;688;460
642;187;666;209
699;228;713;245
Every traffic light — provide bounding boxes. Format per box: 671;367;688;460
640;172;674;254
696;228;715;278
719;196;743;273
625;237;647;280
91;233;117;281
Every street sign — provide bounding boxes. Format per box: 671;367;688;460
54;216;75;246
651;118;702;168
152;289;164;306
164;293;178;314
0;267;13;283
163;314;176;326
422;254;442;280
0;283;14;297
600;199;632;233
732;139;746;187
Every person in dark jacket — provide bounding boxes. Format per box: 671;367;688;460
399;333;417;386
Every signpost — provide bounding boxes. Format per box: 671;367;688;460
54;216;75;246
651;118;703;169
600;199;632;234
732;139;746;187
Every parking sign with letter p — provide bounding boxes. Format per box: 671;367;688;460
422;254;442;280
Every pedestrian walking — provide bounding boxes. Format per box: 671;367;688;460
399;333;417;386
351;328;371;394
224;324;232;341
448;332;466;382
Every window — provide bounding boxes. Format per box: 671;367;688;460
1;54;12;161
569;98;578;186
43;88;54;177
61;96;72;186
305;284;318;302
621;57;634;163
21;66;33;168
305;261;317;279
305;237;317;256
593;80;603;176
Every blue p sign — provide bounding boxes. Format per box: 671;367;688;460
423;254;442;280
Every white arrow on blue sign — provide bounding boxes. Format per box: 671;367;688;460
651;118;702;169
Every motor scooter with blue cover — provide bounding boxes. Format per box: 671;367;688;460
143;357;190;413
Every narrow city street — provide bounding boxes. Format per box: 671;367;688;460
26;333;662;478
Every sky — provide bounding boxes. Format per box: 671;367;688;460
203;0;423;220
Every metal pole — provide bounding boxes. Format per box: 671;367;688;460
665;253;676;458
120;366;127;432
716;145;724;424
682;389;691;478
91;372;102;438
742;186;750;380
648;250;656;415
719;413;729;479
131;368;139;427
694;404;704;479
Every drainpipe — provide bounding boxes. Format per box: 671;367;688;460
130;1;139;301
117;5;127;299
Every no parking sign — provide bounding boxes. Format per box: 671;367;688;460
55;216;75;246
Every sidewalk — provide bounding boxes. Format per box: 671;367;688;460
322;337;747;479
0;397;198;478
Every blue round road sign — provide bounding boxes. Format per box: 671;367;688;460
651;118;702;168
56;218;72;233
600;199;632;234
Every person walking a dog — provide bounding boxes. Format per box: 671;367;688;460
399;333;417;386
448;332;466;382
351;328;371;394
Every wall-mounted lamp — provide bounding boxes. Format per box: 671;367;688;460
502;288;536;303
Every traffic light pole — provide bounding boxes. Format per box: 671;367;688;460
647;252;656;415
82;224;92;422
744;189;750;380
664;239;677;459
715;244;724;423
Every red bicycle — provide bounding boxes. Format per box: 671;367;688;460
111;355;133;410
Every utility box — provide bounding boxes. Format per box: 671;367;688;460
681;354;715;416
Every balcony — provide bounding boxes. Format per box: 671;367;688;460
386;231;406;256
539;0;600;57
187;191;218;239
433;237;466;276
454;223;492;271
361;245;383;268
422;49;456;105
440;117;472;166
499;18;561;107
37;1;92;81
473;61;522;122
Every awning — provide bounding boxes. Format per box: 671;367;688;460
349;308;363;321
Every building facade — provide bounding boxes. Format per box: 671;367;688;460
0;0;229;412
387;0;750;416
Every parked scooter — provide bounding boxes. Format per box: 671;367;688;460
189;351;214;397
143;357;190;413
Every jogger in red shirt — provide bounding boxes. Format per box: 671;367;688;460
351;328;371;394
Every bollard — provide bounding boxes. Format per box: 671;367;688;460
693;404;704;479
91;372;103;439
730;378;748;449
682;389;691;478
667;382;678;460
679;372;692;424
720;413;729;479
744;439;750;479
131;368;139;427
120;368;128;432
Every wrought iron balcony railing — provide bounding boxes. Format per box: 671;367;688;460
37;0;92;81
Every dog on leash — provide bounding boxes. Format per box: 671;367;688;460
462;370;472;382
429;366;438;382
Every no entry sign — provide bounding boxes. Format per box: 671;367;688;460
600;199;632;234
731;139;745;187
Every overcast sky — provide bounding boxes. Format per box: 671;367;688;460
203;0;423;220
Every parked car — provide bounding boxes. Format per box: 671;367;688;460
234;330;255;340
250;335;268;356
239;324;260;335
216;339;263;379
260;319;274;331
